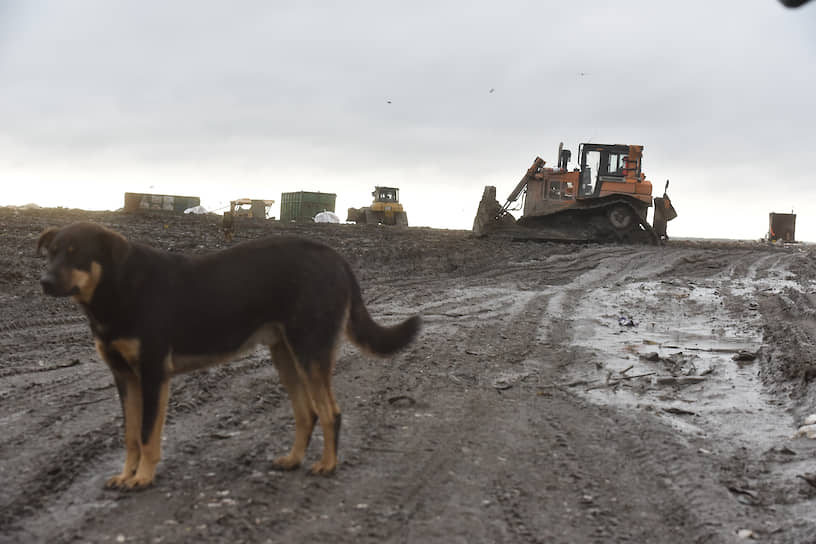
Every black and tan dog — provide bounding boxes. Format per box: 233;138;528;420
37;222;420;490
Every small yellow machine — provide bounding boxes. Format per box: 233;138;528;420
347;186;408;226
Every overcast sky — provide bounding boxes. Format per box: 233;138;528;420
1;1;815;239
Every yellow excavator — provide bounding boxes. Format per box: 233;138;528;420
473;142;676;243
347;186;409;226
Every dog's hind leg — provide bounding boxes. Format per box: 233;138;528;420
303;361;341;475
270;342;317;470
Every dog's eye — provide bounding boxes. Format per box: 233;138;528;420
67;245;75;254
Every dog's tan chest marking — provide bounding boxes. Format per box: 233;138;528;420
96;337;142;375
71;261;103;304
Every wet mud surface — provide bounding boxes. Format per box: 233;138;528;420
3;207;816;543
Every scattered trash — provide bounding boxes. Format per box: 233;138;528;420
640;351;700;377
732;350;757;363
794;423;816;439
184;205;209;215
492;379;514;390
663;407;697;416
448;372;478;386
728;486;759;506
210;431;239;440
584;370;655;391
491;369;534;390
664;352;699;376
618;316;637;327
314;211;341;223
736;528;757;539
387;395;416;408
655;376;706;387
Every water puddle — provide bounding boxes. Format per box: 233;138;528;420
564;278;793;452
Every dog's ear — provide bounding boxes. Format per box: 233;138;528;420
105;230;130;264
37;227;58;256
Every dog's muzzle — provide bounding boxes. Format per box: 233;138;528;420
40;274;77;297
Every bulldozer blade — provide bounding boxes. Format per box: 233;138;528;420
472;186;517;236
663;199;678;221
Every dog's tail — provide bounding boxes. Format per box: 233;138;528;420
345;267;421;356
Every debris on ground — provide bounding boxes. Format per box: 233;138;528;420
732;350;758;363
793;424;816;439
618;316;638;327
639;351;699;377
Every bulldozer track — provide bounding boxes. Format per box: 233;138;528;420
515;196;659;244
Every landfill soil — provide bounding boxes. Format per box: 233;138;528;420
3;206;816;543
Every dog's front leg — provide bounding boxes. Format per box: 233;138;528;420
123;364;170;490
105;371;142;488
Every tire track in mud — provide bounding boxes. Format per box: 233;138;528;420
660;247;816;542
530;247;771;542
0;414;121;539
359;248;739;543
351;249;725;543
728;248;816;542
0;310;119;541
0;341;285;542
288;250;730;543
547;245;816;543
0;313;91;386
0;315;87;336
255;277;557;543
367;293;556;543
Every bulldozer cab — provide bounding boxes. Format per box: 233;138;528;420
373;187;399;203
577;143;641;198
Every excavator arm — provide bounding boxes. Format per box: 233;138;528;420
497;157;544;217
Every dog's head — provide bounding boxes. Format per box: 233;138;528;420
37;222;129;303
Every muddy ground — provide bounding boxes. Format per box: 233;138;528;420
3;207;816;543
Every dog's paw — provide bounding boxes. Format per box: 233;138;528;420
104;473;154;491
270;455;302;471
121;474;154;490
104;474;131;489
308;461;336;476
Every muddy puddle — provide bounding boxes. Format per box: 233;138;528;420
564;276;802;453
